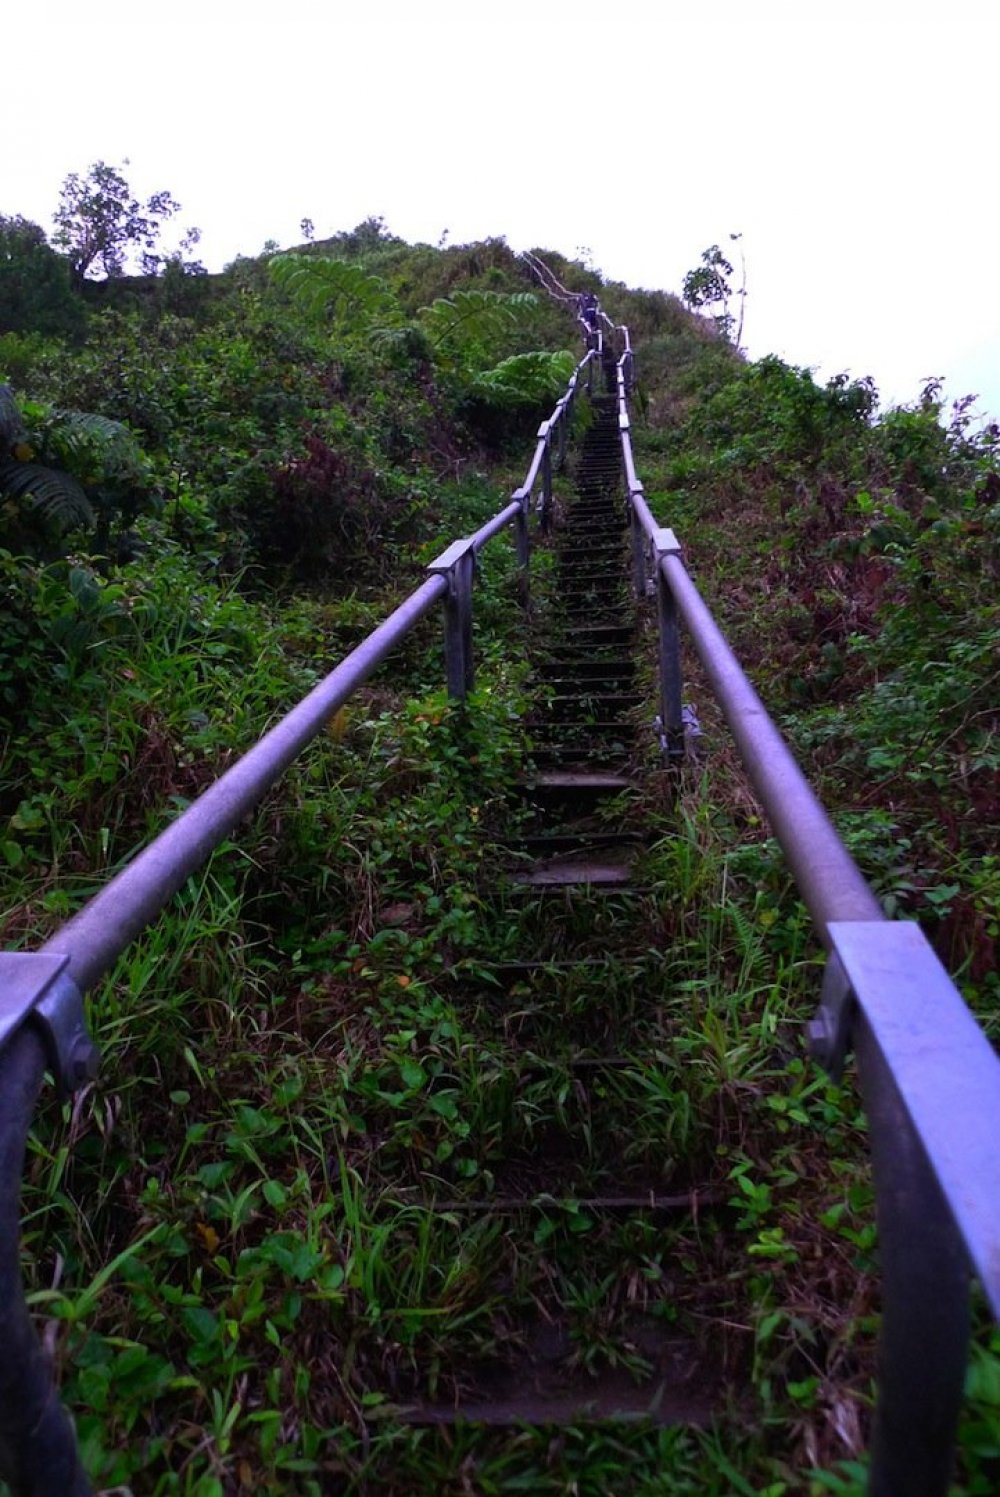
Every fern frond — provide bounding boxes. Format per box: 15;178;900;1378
471;350;577;407
270;254;400;328
0;385;27;450
0;458;95;533
368;324;430;360
42;410;145;485
419;289;528;351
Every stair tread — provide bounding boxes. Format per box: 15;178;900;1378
513;832;642;851
397;1315;719;1426
515;858;634;886
527;771;633;790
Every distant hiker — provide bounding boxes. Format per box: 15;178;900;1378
579;292;600;331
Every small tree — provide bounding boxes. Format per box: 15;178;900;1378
52;160;185;285
682;235;746;346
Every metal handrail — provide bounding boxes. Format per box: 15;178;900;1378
11;272;991;1494
0;342;592;1495
615;343;1000;1496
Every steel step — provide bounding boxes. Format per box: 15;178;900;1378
511;831;642;854
525;771;633;791
513;860;633;888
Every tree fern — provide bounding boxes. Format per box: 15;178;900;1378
39;409;146;487
418;289;537;357
470;350;577;407
0;389;149;552
0;385;27;450
368;323;431;363
269;254;400;329
0;458;95;533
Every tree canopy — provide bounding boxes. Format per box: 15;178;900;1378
0;215;86;339
52;159;186;285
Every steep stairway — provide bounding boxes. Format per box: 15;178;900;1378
514;387;641;888
398;379;726;1430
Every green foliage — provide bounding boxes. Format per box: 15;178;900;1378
0;457;94;538
682;237;745;343
418;288;537;368
5;212;997;1494
52;159;186;283
0;330;59;384
688;356;877;475
0;215;86;340
317;214;403;261
0;387;153;555
470;349;576;407
268;253;399;328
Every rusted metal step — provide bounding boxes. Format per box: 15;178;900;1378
554;592;629;610
553;540;621;553
553;570;626;585
553;611;631;628
555;590;628;606
408;1189;718;1215
551;623;633;641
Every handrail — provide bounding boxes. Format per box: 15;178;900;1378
0;336;592;1495
10;270;991;1494
615;340;1000;1496
40;575;448;995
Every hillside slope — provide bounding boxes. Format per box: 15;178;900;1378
0;230;997;1495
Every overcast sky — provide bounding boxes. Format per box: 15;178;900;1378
5;0;998;419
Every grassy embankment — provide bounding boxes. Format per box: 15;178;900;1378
1;233;997;1494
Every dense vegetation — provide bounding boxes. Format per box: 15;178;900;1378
1;188;998;1496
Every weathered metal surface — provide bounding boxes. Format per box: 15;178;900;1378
528;772;632;791
44;573;450;992
828;921;1000;1318
659;550;882;935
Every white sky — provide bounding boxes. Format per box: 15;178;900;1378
5;0;999;418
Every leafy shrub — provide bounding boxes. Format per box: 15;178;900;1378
0;386;154;556
0;215;86;340
260;434;389;577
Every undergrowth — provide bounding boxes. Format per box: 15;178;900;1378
1;231;998;1495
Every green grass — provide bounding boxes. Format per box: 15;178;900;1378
3;263;999;1494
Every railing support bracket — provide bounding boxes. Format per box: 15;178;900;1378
807;952;855;1084
0;953;99;1095
653;529;685;765
428;538;476;700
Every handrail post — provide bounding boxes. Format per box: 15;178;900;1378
540;425;553;534
556;401;568;470
810;926;981;1497
862;1039;970;1497
427;539;476;700
629;483;647;597
0;957;98;1495
513;486;530;608
653;528;684;764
